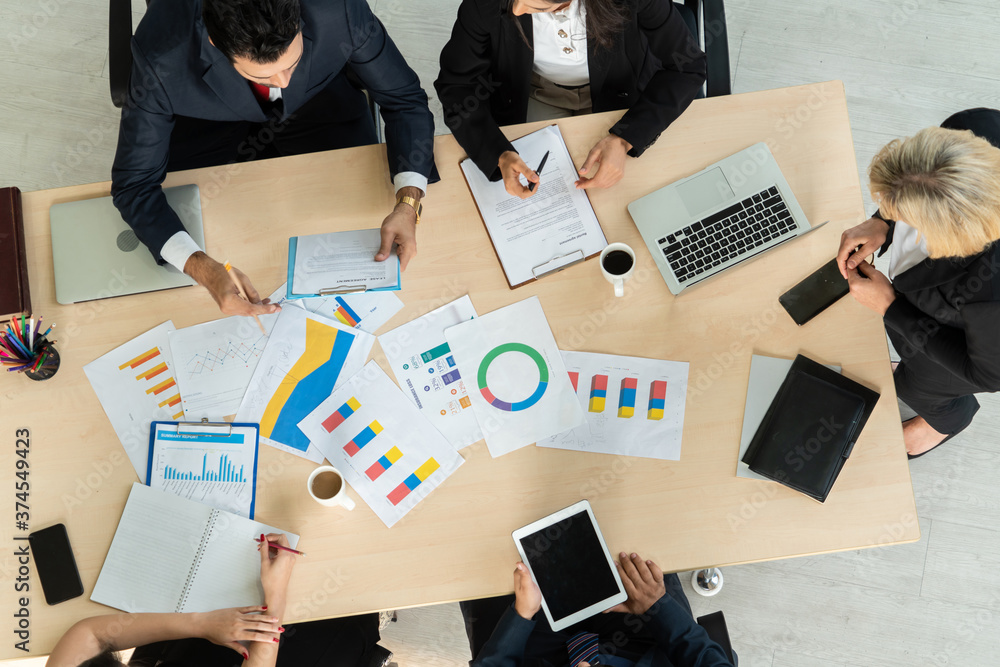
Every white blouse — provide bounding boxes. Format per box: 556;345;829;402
531;1;590;87
888;220;930;280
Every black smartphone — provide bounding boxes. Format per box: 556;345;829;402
779;258;850;326
28;524;84;605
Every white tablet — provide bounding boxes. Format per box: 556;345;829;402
512;500;628;631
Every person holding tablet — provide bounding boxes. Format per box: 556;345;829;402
435;0;706;199
462;553;734;666
46;534;387;667
837;108;1000;459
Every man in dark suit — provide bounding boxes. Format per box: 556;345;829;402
112;0;436;316
463;554;734;666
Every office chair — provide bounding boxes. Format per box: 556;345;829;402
698;610;738;665
674;0;732;97
108;0;383;141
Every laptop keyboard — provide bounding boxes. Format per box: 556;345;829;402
657;185;797;284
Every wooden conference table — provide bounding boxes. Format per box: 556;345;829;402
0;81;918;658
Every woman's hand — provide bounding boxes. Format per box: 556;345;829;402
512;562;542;620
576;135;632;190
605;552;666;616
499;151;539;199
198;606;281;658
259;533;297;605
847;261;896;315
837;216;890;279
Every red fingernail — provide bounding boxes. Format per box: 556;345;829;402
243;652;249;661
273;637;279;643
262;605;267;610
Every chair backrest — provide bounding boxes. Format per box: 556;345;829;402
697;611;737;664
674;0;732;97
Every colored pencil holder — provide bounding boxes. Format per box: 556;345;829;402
25;340;60;381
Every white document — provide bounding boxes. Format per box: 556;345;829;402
169;314;279;420
290;228;400;296
445;296;585;457
538;351;689;461
299;362;465;528
235;307;375;463
147;422;260;519
379;296;483;449
460;124;607;287
268;282;403;335
84;321;180;480
92;483;297;613
738;355;841;481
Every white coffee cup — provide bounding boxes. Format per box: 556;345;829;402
599;243;636;297
306;466;355;510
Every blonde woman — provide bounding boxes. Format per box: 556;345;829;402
837;108;1000;459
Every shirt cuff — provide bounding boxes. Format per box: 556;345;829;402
393;172;428;196
160;231;203;273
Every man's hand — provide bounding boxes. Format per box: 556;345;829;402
576;135;632;190
837;216;890;279
847;261;896;315
376;186;421;271
184;252;278;317
499;151;539;199
512;562;542;620
196;606;281;657
605;552;666;616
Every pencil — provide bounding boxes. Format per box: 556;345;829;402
253;538;306;556
224;261;268;336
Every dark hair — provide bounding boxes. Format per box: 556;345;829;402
203;0;302;64
505;0;628;51
79;648;126;667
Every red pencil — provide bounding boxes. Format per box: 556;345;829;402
253;538;306;556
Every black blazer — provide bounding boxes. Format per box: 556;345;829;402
112;0;436;263
434;0;706;180
879;108;1000;394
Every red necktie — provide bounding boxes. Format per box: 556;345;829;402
249;82;271;104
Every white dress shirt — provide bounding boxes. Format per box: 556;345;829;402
160;86;427;272
888;220;930;280
531;1;590;88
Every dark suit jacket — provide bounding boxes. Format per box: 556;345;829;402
879;108;1000;395
434;0;706;181
471;598;733;667
112;0;436;263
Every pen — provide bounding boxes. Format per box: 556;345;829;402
254;538;306;556
528;151;550;192
224;261;268;336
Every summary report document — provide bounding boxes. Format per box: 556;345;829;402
92;483;299;613
461;125;607;288
288;228;400;298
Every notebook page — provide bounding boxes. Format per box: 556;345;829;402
180;509;299;613
91;483;212;612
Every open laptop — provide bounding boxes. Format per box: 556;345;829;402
50;185;206;304
628;143;825;295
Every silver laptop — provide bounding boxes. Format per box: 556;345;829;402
50;185;206;304
628;143;824;295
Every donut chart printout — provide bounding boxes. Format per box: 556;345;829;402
444;296;584;457
378;295;483;449
538;351;689;461
298;361;465;528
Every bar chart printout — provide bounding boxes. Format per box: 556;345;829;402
148;423;260;518
618;378;638;418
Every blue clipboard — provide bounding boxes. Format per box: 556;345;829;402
286;234;402;299
146;420;260;519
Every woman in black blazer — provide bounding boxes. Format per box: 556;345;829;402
837;109;1000;458
435;0;706;198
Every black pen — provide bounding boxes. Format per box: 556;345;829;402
528;151;550;192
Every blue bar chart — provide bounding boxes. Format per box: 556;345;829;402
163;453;246;483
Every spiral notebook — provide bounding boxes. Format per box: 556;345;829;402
91;483;299;613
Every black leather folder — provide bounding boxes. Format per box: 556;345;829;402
741;354;880;502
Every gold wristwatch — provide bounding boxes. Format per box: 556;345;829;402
396;194;423;223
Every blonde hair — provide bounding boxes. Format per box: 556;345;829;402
868;126;1000;258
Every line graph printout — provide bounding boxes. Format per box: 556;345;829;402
379;295;483;449
236;307;374;463
84;321;180;479
299;362;464;528
538;351;688;461
169;314;279;420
